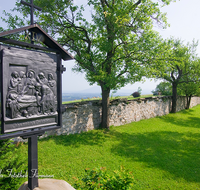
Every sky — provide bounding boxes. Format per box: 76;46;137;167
1;0;200;94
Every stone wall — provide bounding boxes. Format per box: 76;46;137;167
42;96;200;138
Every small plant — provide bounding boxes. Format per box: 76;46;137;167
137;87;142;95
132;92;140;98
110;90;117;100
73;166;135;190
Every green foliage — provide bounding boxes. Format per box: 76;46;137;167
195;88;200;97
152;38;200;112
178;57;200;96
178;82;200;97
152;38;194;82
137;87;142;95
0;139;27;190
73;166;135;190
1;0;178;91
110;90;117;100
153;81;172;96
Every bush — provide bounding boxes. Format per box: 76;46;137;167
132;92;140;98
0;138;27;190
73;166;135;190
152;91;161;96
152;82;172;96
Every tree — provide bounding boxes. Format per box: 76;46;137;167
152;81;172;96
153;39;200;113
2;0;177;129
179;82;200;109
178;58;200;109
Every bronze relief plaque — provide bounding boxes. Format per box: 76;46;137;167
0;45;59;133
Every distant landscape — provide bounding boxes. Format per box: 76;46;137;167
62;93;101;102
62;86;153;102
62;85;154;102
62;91;151;102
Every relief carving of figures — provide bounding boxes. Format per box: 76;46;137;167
48;73;56;96
18;71;26;92
35;82;56;115
23;70;36;96
6;93;20;119
8;71;21;92
6;69;57;119
37;72;48;85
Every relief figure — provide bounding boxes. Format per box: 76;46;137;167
23;70;36;96
48;73;56;95
6;69;57;119
37;72;48;85
8;71;21;92
18;71;26;93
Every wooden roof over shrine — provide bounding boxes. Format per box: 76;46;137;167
0;24;73;61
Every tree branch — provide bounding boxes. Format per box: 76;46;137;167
116;65;128;78
134;0;142;6
100;0;109;9
104;0;110;8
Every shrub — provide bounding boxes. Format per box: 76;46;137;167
137;87;142;95
0;139;27;190
152;82;172;96
132;92;140;98
73;166;135;190
152;91;161;96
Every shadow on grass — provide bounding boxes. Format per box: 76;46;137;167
159;110;200;129
110;129;200;183
39;129;108;148
179;109;195;115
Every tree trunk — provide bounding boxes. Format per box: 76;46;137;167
100;85;110;129
171;82;177;113
186;95;192;109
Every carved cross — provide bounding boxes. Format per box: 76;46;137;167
20;0;42;25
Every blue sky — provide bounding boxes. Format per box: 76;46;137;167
1;0;200;94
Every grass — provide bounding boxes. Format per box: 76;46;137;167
2;104;200;189
62;94;154;104
62;96;101;104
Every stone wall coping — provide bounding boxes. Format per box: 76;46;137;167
62;95;199;110
63;96;173;109
64;100;102;109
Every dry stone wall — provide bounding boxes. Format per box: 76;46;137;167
42;96;200;138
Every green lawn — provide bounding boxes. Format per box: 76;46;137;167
1;104;200;189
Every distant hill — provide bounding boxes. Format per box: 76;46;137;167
62;87;152;102
62;92;101;102
79;86;101;93
62;83;154;102
71;85;152;95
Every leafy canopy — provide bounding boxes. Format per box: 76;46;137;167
178;57;200;97
152;38;199;84
153;81;172;96
2;0;177;91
